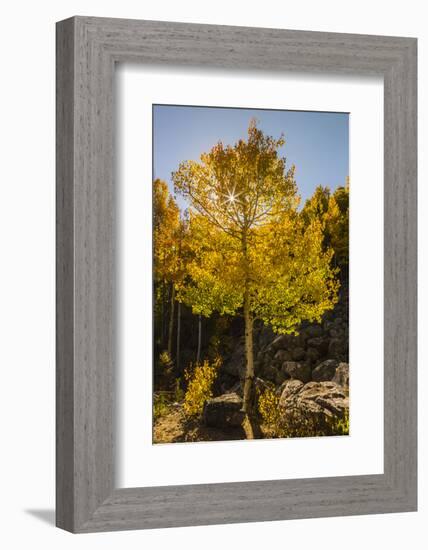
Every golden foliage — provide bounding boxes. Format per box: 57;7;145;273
301;181;349;268
258;387;285;438
158;351;173;369
330;409;349;435
183;358;221;417
324;187;349;268
153;178;181;283
172;121;340;334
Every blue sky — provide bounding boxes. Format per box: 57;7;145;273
153;105;349;211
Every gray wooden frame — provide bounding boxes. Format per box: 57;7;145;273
56;16;417;533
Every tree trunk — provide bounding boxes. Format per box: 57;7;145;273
241;226;261;439
161;280;166;349
167;284;175;358
242;291;261;439
196;314;202;364
176;301;181;373
161;254;167;349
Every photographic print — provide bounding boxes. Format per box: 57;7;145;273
152;105;349;443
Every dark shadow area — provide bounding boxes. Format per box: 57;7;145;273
25;509;55;526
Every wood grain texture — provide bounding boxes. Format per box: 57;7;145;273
56;18;75;532
56;16;417;533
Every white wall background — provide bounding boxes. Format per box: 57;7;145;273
0;1;425;548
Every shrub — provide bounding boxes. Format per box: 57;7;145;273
158;351;173;370
283;408;350;437
153;392;171;420
183;357;221;417
258;387;350;438
328;409;349;435
258;387;285;438
173;377;184;402
276;407;330;438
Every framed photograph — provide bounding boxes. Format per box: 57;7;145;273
56;16;417;532
150;104;350;445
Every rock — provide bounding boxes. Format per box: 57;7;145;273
291;347;306;361
203;393;244;428
307;337;329;354
306;347;320;363
262;364;279;383
258;353;271;369
262;346;276;360
225;380;243;396
275;369;289;386
282;361;312;383
222;343;246;377
329;328;342;339
322;320;334;332
274;349;293;363
312;359;338;382
298;381;348;417
279;381;349;425
256;350;265;362
279;379;304;406
258;327;274;349
270;334;289;350
322;310;334;322
304;325;324;338
332;362;349;387
328;338;346;360
270;333;304;351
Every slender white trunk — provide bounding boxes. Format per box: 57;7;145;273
242;295;254;414
242;291;261;438
241;232;261;439
167;284;175;357
176;301;181;372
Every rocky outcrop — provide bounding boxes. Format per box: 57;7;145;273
312;359;338;382
332;362;349;387
274;349;292;363
216;282;349;419
221;339;246;378
278;379;304;405
254;281;348;383
282;361;311;383
279;380;349;426
203;393;244;429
